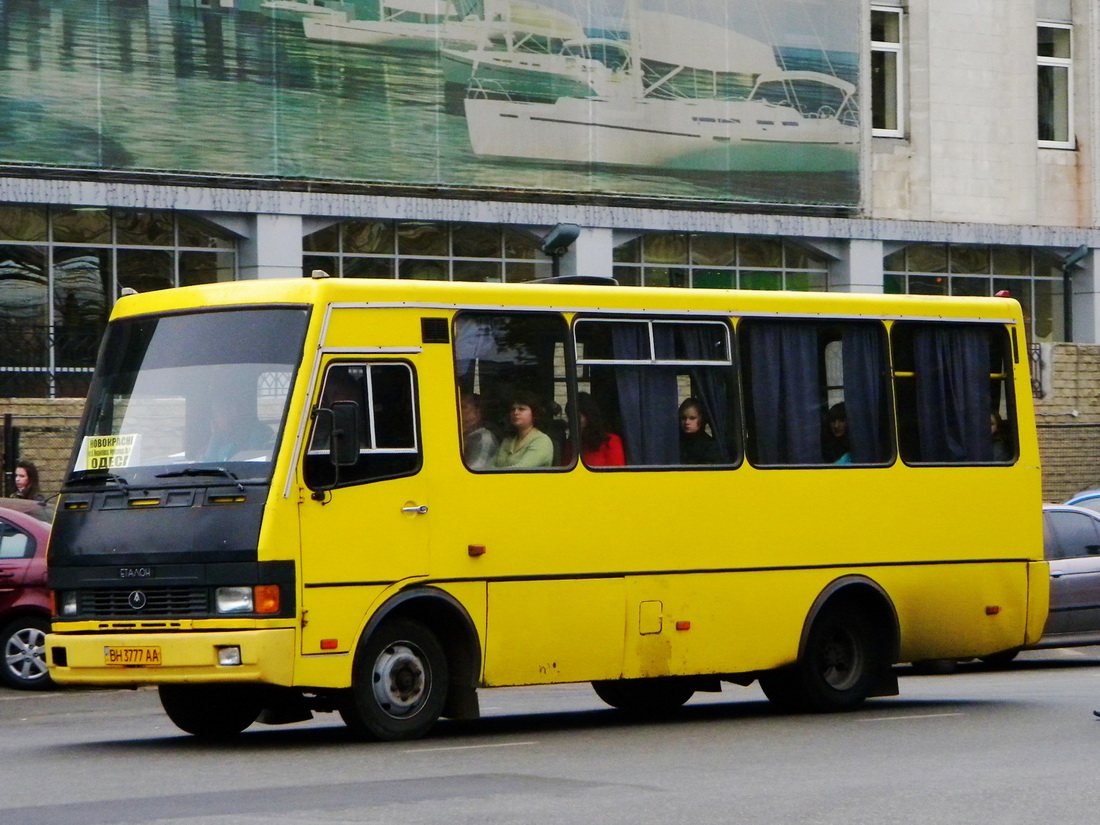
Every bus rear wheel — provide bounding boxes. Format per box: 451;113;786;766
760;602;879;713
158;684;263;738
591;678;695;714
340;618;448;741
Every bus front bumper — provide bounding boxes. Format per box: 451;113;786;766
46;629;297;687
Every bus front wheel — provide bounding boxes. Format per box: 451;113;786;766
340;618;449;741
591;678;695;714
158;684;263;738
760;602;879;713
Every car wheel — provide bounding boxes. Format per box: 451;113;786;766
760;602;881;712
339;618;448;741
0;616;53;691
158;685;263;738
591;678;695;714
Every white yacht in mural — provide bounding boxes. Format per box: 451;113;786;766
303;0;576;53
441;34;631;102
463;10;859;173
260;1;352;23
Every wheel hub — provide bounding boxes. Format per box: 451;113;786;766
372;642;428;718
5;627;47;682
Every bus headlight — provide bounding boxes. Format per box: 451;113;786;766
59;592;78;616
215;586;253;614
214;585;281;614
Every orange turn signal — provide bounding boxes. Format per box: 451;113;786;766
254;585;281;614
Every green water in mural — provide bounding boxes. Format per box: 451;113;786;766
0;1;858;205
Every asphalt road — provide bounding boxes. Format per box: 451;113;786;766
3;649;1100;825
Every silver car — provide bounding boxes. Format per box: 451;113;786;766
1038;504;1100;649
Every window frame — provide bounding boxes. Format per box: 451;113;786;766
871;5;905;138
572;315;741;471
304;359;423;490
1037;22;1074;149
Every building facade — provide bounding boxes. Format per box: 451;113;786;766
2;0;1099;496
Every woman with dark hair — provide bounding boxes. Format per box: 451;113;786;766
823;402;851;464
493;391;554;469
678;398;721;465
12;460;44;501
571;392;625;467
991;411;1012;461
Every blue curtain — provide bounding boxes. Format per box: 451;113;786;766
747;323;822;464
913;326;991;462
842;324;888;464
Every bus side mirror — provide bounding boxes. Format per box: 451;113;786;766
330;401;360;467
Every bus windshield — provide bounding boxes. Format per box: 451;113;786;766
67;307;309;489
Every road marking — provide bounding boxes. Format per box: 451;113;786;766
854;712;964;722
403;741;538;753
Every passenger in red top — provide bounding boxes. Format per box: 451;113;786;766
569;392;625;467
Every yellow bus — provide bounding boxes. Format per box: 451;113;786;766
45;276;1047;740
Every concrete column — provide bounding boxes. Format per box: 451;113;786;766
558;227;613;279
237;214;304;280
1070;250;1100;344
828;238;885;294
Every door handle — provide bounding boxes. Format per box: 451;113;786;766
1050;570;1064;578
401;505;429;515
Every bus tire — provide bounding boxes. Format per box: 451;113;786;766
591;678;695;714
340;618;448;741
760;602;879;713
158;684;263;738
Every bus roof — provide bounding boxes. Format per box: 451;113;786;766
109;277;1025;325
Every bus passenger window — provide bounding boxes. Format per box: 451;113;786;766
304;362;420;489
741;319;892;467
892;322;1016;464
453;312;570;472
573;317;739;468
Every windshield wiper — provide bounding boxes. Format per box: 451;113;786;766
156;467;245;492
66;470;130;491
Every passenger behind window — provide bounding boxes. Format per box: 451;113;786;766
493;392;554;469
991;411;1012;462
679;397;722;465
461;393;499;469
567;392;625;467
823;403;852;465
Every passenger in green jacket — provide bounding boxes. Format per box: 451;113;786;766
494;391;554;469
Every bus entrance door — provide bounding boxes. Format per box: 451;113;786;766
297;358;428;657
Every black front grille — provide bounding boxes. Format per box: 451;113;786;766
80;588;210;618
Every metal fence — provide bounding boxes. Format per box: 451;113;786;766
1036;422;1100;503
1;412;82;502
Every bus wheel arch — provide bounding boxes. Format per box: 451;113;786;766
760;576;899;713
342;587;482;740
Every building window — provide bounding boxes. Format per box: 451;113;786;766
883;244;1063;342
0;205;238;399
303;220;545;283
612;233;829;291
1038;24;1073;147
871;7;904;137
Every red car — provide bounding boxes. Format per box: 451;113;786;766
0;497;54;690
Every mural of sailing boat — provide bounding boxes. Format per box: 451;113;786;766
260;0;353;23
463;10;859;173
303;0;574;53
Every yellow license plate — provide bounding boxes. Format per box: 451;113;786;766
104;646;162;666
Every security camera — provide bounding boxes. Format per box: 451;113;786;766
541;223;581;257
